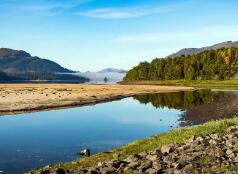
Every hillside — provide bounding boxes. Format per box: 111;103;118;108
0;48;88;82
124;47;238;81
0;48;73;74
168;41;238;58
0;71;21;81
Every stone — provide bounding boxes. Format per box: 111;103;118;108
125;154;140;162
145;168;159;174
227;126;238;133
177;144;190;151
54;168;65;174
209;139;217;145
210;133;219;140
161;144;174;154
195;136;204;144
138;152;148;159
146;154;158;161
186;136;195;143
127;161;140;169
79;149;91;157
138;161;152;173
226;149;233;155
97;162;106;168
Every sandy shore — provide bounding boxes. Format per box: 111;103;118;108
0;84;194;116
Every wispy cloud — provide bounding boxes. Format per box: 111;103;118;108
0;0;90;16
76;1;191;19
114;25;238;44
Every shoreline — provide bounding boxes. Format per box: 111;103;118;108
0;84;194;116
29;116;238;174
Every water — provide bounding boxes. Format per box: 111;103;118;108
0;90;236;173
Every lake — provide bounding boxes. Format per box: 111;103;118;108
0;90;237;174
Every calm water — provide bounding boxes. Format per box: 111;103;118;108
0;90;237;174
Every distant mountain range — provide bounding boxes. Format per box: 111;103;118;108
0;48;88;82
98;68;127;74
168;41;238;58
74;68;127;83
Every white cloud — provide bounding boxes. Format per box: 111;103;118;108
76;1;191;19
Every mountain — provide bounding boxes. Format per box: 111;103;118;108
0;48;73;74
98;68;127;73
0;48;88;82
0;71;22;81
73;68;127;84
168;41;238;58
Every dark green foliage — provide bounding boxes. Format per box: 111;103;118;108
124;48;238;81
134;90;226;110
0;71;22;81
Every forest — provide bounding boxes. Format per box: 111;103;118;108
124;48;238;81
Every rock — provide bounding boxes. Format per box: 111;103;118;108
88;169;99;174
138;161;152;173
210;133;219;140
97;162;106;168
161;144;174;154
145;168;159;174
195;136;204;144
111;160;126;169
54;168;65;174
125;154;140;162
79;149;91;157
226;149;233;155
138;151;148;158
146;154;158;161
127;161;140;169
177;144;190;151
186;135;195;143
226;140;235;147
209;139;217;145
227;126;238;133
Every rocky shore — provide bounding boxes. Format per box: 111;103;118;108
33;126;238;174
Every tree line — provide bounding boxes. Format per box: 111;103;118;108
124;48;238;81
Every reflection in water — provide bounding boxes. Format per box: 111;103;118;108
133;90;237;126
134;90;227;110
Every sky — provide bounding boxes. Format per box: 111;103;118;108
0;0;238;71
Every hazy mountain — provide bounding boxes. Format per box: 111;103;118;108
0;48;73;74
0;48;88;82
98;68;127;73
168;41;238;58
73;68;127;84
0;71;22;81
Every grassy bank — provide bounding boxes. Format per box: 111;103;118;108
120;80;238;90
32;116;238;173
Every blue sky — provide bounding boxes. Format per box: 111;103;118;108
0;0;238;71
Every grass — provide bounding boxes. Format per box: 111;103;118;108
120;80;238;90
32;116;238;173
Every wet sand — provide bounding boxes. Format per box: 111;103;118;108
0;84;194;116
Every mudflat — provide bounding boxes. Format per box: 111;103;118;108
0;84;194;116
